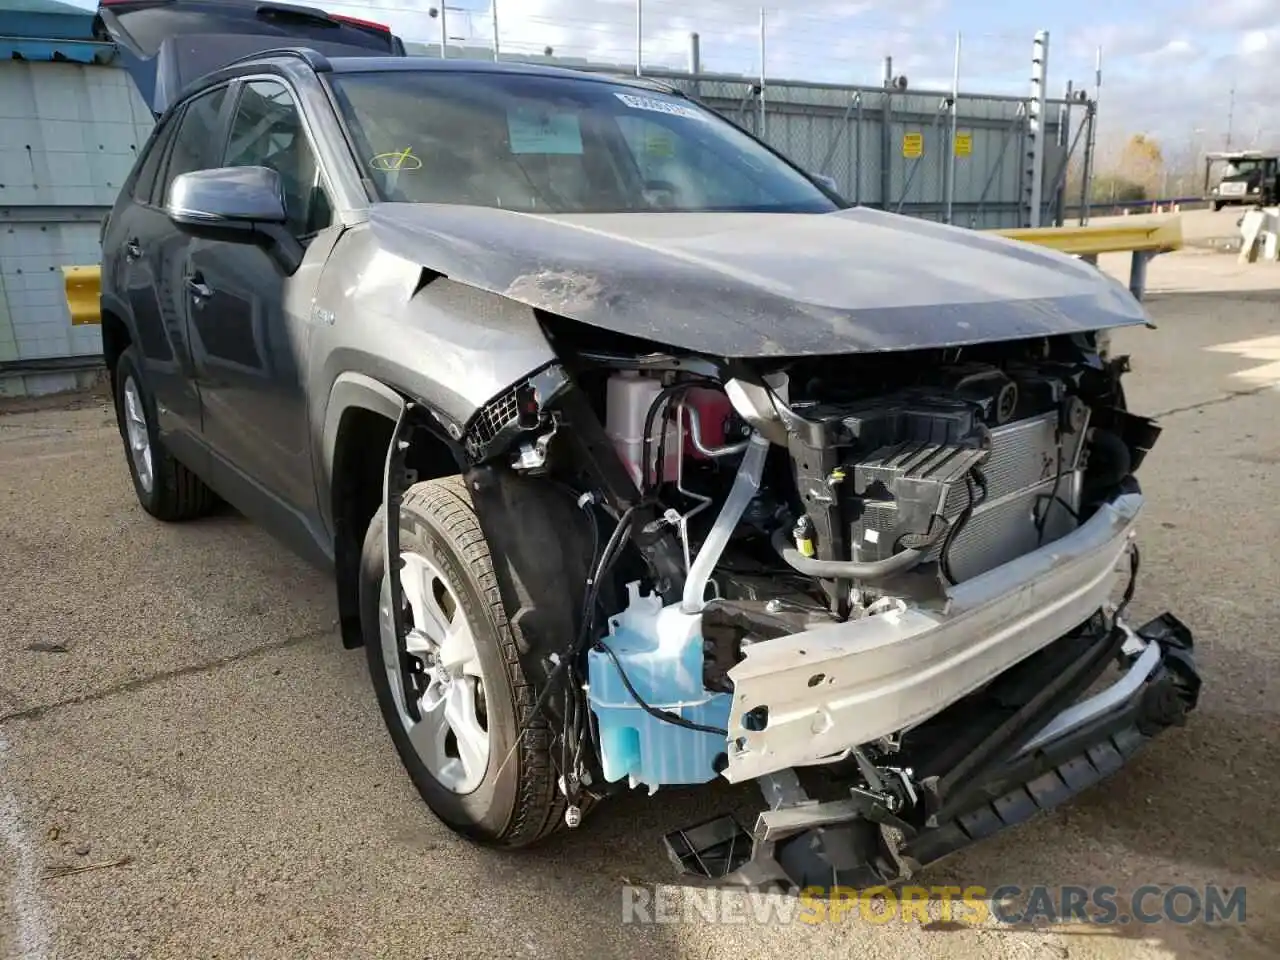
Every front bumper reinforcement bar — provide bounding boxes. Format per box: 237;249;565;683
724;487;1146;783
663;611;1200;891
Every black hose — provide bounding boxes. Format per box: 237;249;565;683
593;640;729;737
771;526;925;581
1114;543;1140;622
940;467;988;586
496;500;640;783
940;474;975;585
641;383;695;492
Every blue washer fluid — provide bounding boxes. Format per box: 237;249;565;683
587;582;731;789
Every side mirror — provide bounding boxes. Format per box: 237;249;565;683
166;166;288;238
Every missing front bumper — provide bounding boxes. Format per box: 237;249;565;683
664;612;1200;890
723;489;1145;783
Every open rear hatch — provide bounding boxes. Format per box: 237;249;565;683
93;0;406;115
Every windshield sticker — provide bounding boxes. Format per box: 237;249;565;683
644;133;676;157
371;146;422;171
507;108;584;155
614;92;708;122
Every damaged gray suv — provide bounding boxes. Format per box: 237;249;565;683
96;0;1199;891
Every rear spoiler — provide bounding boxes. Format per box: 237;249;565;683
94;0;406;116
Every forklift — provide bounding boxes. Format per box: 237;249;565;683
1205;149;1280;210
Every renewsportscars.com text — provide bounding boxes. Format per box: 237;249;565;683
621;884;1247;926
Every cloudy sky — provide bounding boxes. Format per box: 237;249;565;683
78;0;1280;163
302;0;1276;161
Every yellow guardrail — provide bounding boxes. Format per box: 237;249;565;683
60;214;1183;328
992;213;1184;257
62;265;102;326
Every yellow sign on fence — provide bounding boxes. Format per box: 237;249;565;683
902;132;923;158
955;132;973;157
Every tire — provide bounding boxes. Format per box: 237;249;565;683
359;476;567;848
113;345;217;522
1212;201;1223;212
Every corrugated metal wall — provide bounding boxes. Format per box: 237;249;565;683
0;60;152;396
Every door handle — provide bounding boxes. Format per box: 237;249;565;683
124;238;142;262
185;277;213;303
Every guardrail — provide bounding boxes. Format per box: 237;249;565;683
59;214;1183;329
993;213;1183;301
62;265;103;326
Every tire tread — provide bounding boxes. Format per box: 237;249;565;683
396;475;569;848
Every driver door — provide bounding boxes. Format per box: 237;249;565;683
182;77;341;564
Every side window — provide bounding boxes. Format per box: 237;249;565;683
130;117;178;204
156;85;229;206
222;80;333;238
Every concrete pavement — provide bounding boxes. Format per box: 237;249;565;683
2;247;1279;960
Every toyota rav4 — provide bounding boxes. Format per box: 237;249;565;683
91;0;1199;889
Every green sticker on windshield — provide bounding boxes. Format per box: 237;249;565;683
507;107;583;155
645;133;675;157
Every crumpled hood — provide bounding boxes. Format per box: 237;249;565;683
368;203;1148;357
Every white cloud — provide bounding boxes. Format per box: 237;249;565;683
1156;38;1195;57
1192;0;1280;31
1239;28;1272;54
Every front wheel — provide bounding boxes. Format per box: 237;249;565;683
359;476;568;847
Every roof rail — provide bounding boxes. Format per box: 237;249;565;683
220;45;333;72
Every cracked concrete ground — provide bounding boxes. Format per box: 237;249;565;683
2;247;1279;959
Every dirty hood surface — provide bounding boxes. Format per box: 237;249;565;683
368;203;1148;357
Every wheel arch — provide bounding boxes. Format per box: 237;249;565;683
100;294;137;401
324;372;465;648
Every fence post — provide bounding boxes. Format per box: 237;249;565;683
758;8;767;139
635;0;643;76
434;4;447;58
943;33;961;224
1079;101;1096;224
1023;30;1049;227
688;32;701;97
491;0;500;61
881;56;893;211
854;92;863;206
1055;80;1072;226
1080;46;1102;224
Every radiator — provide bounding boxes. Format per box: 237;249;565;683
860;410;1087;582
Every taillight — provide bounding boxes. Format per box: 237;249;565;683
330;13;391;33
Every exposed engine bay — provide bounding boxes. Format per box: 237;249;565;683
388;328;1198;889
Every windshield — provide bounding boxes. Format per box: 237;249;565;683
1223;159;1265;177
330;70;839;214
